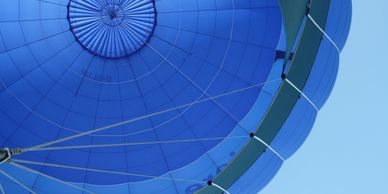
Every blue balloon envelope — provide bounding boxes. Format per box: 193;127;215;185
0;0;351;193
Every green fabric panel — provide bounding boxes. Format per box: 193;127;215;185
196;141;267;193
278;0;309;63
195;1;330;193
256;84;300;143
213;141;266;188
288;0;332;89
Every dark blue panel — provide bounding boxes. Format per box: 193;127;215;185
0;0;352;193
0;0;281;186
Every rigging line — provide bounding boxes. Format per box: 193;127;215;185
90;79;278;138
307;14;340;53
251;135;285;161
135;4;183;191
27;136;248;152
142;0;237;130
144;42;253;135
212;182;231;194
21;78;280;152
143;0;238;134
284;78;319;111
145;39;288;181
0;184;4;194
12;159;206;184
0;169;36;194
9;162;96;194
125;6;232;189
0;17;68;23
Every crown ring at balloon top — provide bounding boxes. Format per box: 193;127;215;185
68;0;156;58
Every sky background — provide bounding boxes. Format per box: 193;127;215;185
262;0;388;194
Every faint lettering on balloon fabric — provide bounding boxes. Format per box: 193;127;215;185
184;151;236;193
184;160;233;193
81;69;112;82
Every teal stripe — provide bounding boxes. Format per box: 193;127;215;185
195;0;331;193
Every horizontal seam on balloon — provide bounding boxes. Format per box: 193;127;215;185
0;169;37;194
9;161;96;194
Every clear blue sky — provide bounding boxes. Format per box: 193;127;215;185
262;1;388;193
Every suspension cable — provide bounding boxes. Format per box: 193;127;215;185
22;78;280;152
26;136;248;152
307;14;340;53
0;183;4;194
284;78;319;111
9;162;96;194
0;169;36;194
12;159;206;184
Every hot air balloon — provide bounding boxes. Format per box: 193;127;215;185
0;0;351;193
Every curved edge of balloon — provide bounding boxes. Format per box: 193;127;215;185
230;0;353;193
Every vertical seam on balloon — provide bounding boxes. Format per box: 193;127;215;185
137;53;222;172
144;42;253;135
20;79;279;152
130;1;214;190
22;136;248;151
